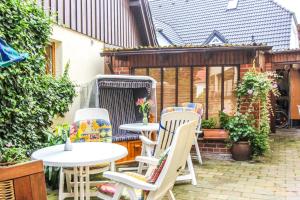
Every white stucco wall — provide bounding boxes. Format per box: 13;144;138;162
51;25;105;123
290;17;300;49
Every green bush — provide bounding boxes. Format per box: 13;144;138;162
0;146;28;163
225;114;255;143
202;118;217;129
47;123;70;146
219;111;232;129
0;0;76;159
236;67;279;156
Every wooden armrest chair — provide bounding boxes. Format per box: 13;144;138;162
97;121;198;200
0;161;47;200
139;111;199;185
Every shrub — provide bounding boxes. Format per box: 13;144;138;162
236;65;279;156
0;146;28;163
219;111;232;129
225;114;255;143
0;0;76;158
202;118;217;129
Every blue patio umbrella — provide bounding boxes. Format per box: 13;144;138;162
0;38;28;68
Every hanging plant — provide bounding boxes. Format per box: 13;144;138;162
236;62;280;156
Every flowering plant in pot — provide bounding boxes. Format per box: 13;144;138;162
224;113;255;161
136;98;152;125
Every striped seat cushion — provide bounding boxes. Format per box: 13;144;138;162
112;132;140;142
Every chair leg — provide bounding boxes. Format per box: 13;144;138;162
59;167;64;200
187;154;197;185
112;184;125;200
167;190;176;200
127;187;138;200
194;137;203;164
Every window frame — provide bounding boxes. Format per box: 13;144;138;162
132;65;240;119
45;42;56;77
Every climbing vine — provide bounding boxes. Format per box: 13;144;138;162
0;0;76;160
236;61;279;156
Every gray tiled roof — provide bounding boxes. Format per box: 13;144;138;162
154;19;184;45
149;0;296;50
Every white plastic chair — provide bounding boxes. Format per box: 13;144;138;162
74;108;111;122
163;104;204;165
138;111;199;185
61;108;112;199
97;120;198;200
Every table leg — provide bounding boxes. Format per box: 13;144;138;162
58;167;64;200
85;166;90;200
79;166;84;200
74;167;79;200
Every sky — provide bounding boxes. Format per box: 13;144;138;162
274;0;300;22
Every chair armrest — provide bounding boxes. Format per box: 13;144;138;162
103;171;157;191
139;136;157;146
135;156;159;166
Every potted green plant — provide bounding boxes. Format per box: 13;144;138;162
202;117;229;140
224;113;255;161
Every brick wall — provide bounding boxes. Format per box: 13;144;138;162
198;139;231;154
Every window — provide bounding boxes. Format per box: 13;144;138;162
208;67;222;119
209;37;224;45
227;0;238;9
133;66;239;120
224;67;238;115
45;42;56;76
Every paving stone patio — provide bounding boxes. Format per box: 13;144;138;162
172;129;300;200
48;129;300;200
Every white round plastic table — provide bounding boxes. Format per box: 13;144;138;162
119;123;159;138
31;142;128;200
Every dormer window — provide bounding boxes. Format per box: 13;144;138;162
204;30;228;45
209;37;223;45
227;0;238;9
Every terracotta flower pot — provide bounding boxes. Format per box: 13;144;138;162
231;141;251;161
203;129;229;140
